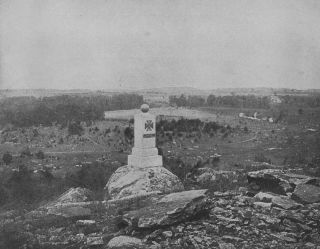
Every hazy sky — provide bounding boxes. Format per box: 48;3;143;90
1;0;320;90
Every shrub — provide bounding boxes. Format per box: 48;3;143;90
65;162;119;192
20;147;32;157
124;126;134;141
68;122;84;136
2;152;13;165
35;150;45;159
254;153;271;164
6;165;35;203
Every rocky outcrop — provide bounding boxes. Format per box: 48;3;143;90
106;165;184;200
123;189;211;229
292;183;320;204
2;188;320;249
247;169;318;195
107;236;145;249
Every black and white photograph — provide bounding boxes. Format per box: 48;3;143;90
0;0;320;248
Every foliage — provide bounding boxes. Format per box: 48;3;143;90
124;126;134;141
254;153;271;164
20;147;32;157
169;93;320;109
65;162;119;192
0;94;143;128
68;122;84;136
35;150;45;159
6;165;35;203
2;152;13;165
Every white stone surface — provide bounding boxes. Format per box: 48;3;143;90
128;106;163;168
128;154;163;168
107;236;145;249
106;165;184;199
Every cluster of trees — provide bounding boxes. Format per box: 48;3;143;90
157;118;227;136
169;95;205;108
169;94;320;109
280;95;320;108
0;94;143;127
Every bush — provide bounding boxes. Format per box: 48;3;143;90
124;126;134;141
20;147;32;157
65;162;119;192
68;122;84;136
2;152;13;165
254;153;271;164
6;165;35;203
35;150;45;159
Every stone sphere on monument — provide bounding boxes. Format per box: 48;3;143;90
140;104;149;113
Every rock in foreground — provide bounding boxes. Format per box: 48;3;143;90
106;165;184;200
107;236;145;249
247;169;318;195
49;187;94;205
292;183;320;204
123;189;210;229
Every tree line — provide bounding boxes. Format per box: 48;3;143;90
0;94;143;127
169;94;320;109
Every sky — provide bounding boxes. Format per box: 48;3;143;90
1;0;320;90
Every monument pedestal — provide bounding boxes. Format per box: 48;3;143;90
128;154;162;168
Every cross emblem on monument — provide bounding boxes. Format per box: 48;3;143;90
145;120;154;131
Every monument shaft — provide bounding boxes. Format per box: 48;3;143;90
128;106;163;168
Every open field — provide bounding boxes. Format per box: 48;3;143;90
1;105;319;180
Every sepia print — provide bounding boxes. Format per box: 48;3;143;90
0;0;320;248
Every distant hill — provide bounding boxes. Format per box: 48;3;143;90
1;87;319;99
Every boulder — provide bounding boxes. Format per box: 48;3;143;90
107;236;145;249
247;169;317;195
196;169;237;186
106;165;184;200
123;189;210;228
292;184;320;204
47;202;92;218
49;187;94;206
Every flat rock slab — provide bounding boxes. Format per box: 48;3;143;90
123;189;210;229
292;184;320;204
106;165;184;200
254;192;302;210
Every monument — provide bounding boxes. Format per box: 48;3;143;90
105;104;184;200
128;103;162;168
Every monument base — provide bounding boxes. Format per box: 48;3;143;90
128;154;163;168
105;165;184;200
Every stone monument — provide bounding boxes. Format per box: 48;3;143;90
128;103;162;168
105;104;184;200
